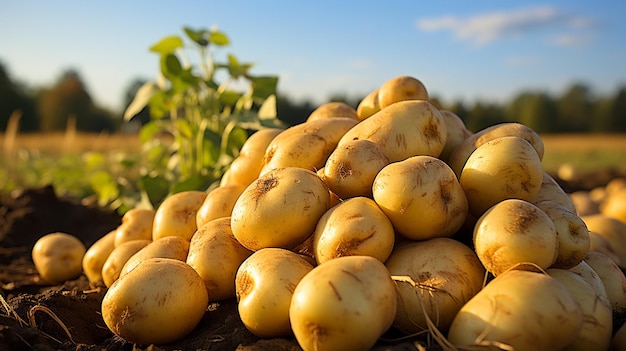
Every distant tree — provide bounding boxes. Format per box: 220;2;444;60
326;93;362;109
275;93;315;126
445;100;471;129
508;91;558;133
37;69;116;132
0;61;38;131
556;83;594;132
464;101;506;132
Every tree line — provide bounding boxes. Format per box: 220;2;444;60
1;60;625;134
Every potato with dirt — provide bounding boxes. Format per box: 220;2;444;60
583;251;626;314
313;196;395;264
459;136;544;216
306;101;358;122
101;239;151;287
82;229;116;285
114;208;155;247
235;248;314;337
447;269;582;351
289;255;397;351
355;88;380;120
438;109;473;163
386;237;485;334
322;139;390;199
338;100;447;163
152;190;207;241
119;236;189;277
32;232;86;284
581;213;626;269
377;75;429;109
231;167;331;251
101;258;208;345
373;155;468;240
195;183;247;228
186;217;253;301
473;199;558;276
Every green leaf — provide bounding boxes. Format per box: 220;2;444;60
150;35;184;55
219;90;243;107
258;94;277;120
174;119;194;139
250;76;279;100
183;27;209;47
209;30;230;46
124;82;158;121
161;54;183;78
226;54;253;78
89;171;120;207
139;173;170;208
138;121;162;143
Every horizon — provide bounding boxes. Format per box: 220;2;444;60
1;1;625;113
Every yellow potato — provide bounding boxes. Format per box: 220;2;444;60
196;183;247;228
377;75;429;109
186;217;253;301
32;232;86;284
582;213;626;269
373;155;468;240
231;167;330;251
386;237;485;334
438;109;473;163
448;270;582;351
119;236;189;277
313;197;395;264
339;100;447;162
114;208;155;247
102;239;151;287
448;122;544;177
601;187;626;224
101;258;208;345
355;88;380;120
612;322;626;350
152;190;207;241
588;230;622;266
569;190;600;216
323;139;389;199
460;136;544;216
289;255;397;351
82;230;116;285
583;251;626;314
473;199;558;276
530;172;577;213
534;200;590;269
547;268;612;350
235;248;314;337
306;101;358;122
567;260;610;306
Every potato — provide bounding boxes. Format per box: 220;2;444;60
373;155;468;240
567;260;610;306
32;232;86;284
119;236;189;277
377;75;429;109
307;101;358;122
313;197;395;264
196;184;246;228
338;99;447;163
186;217;253;301
448;122;544;177
547;268;612;350
323;139;389;199
583;251;626;314
114;208;155;247
235;248;314;337
386;238;485;333
261;117;358;176
581;214;626;269
588;230;622;266
438;109;473;163
534;200;590;269
569;190;600;216
152;190;207;241
612;322;626;350
220;128;283;187
289;255;397;351
355;88;380;120
459;136;544;216
102;239;151;287
231;167;330;251
473;199;558;276
101;258;208;345
447;270;582;351
601;187;626;224
82;230;116;285
530;172;577;213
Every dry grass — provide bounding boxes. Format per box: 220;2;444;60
0;132;142;156
540;133;626;173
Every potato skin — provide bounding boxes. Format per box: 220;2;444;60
32;232;86;284
102;239;151;287
114;208;155;247
101;258;208;345
231;167;330;251
82;230;116;285
377;75;429;109
448;270;582;351
152;190;207;241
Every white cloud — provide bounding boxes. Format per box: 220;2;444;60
505;56;541;67
549;34;593;47
417;6;594;47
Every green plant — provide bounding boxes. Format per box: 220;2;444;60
123;25;283;209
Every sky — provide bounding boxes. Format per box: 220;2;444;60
1;1;625;113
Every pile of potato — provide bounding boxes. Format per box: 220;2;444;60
32;75;626;351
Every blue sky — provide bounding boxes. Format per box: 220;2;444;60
1;1;625;113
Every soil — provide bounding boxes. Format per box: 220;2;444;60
0;169;623;351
